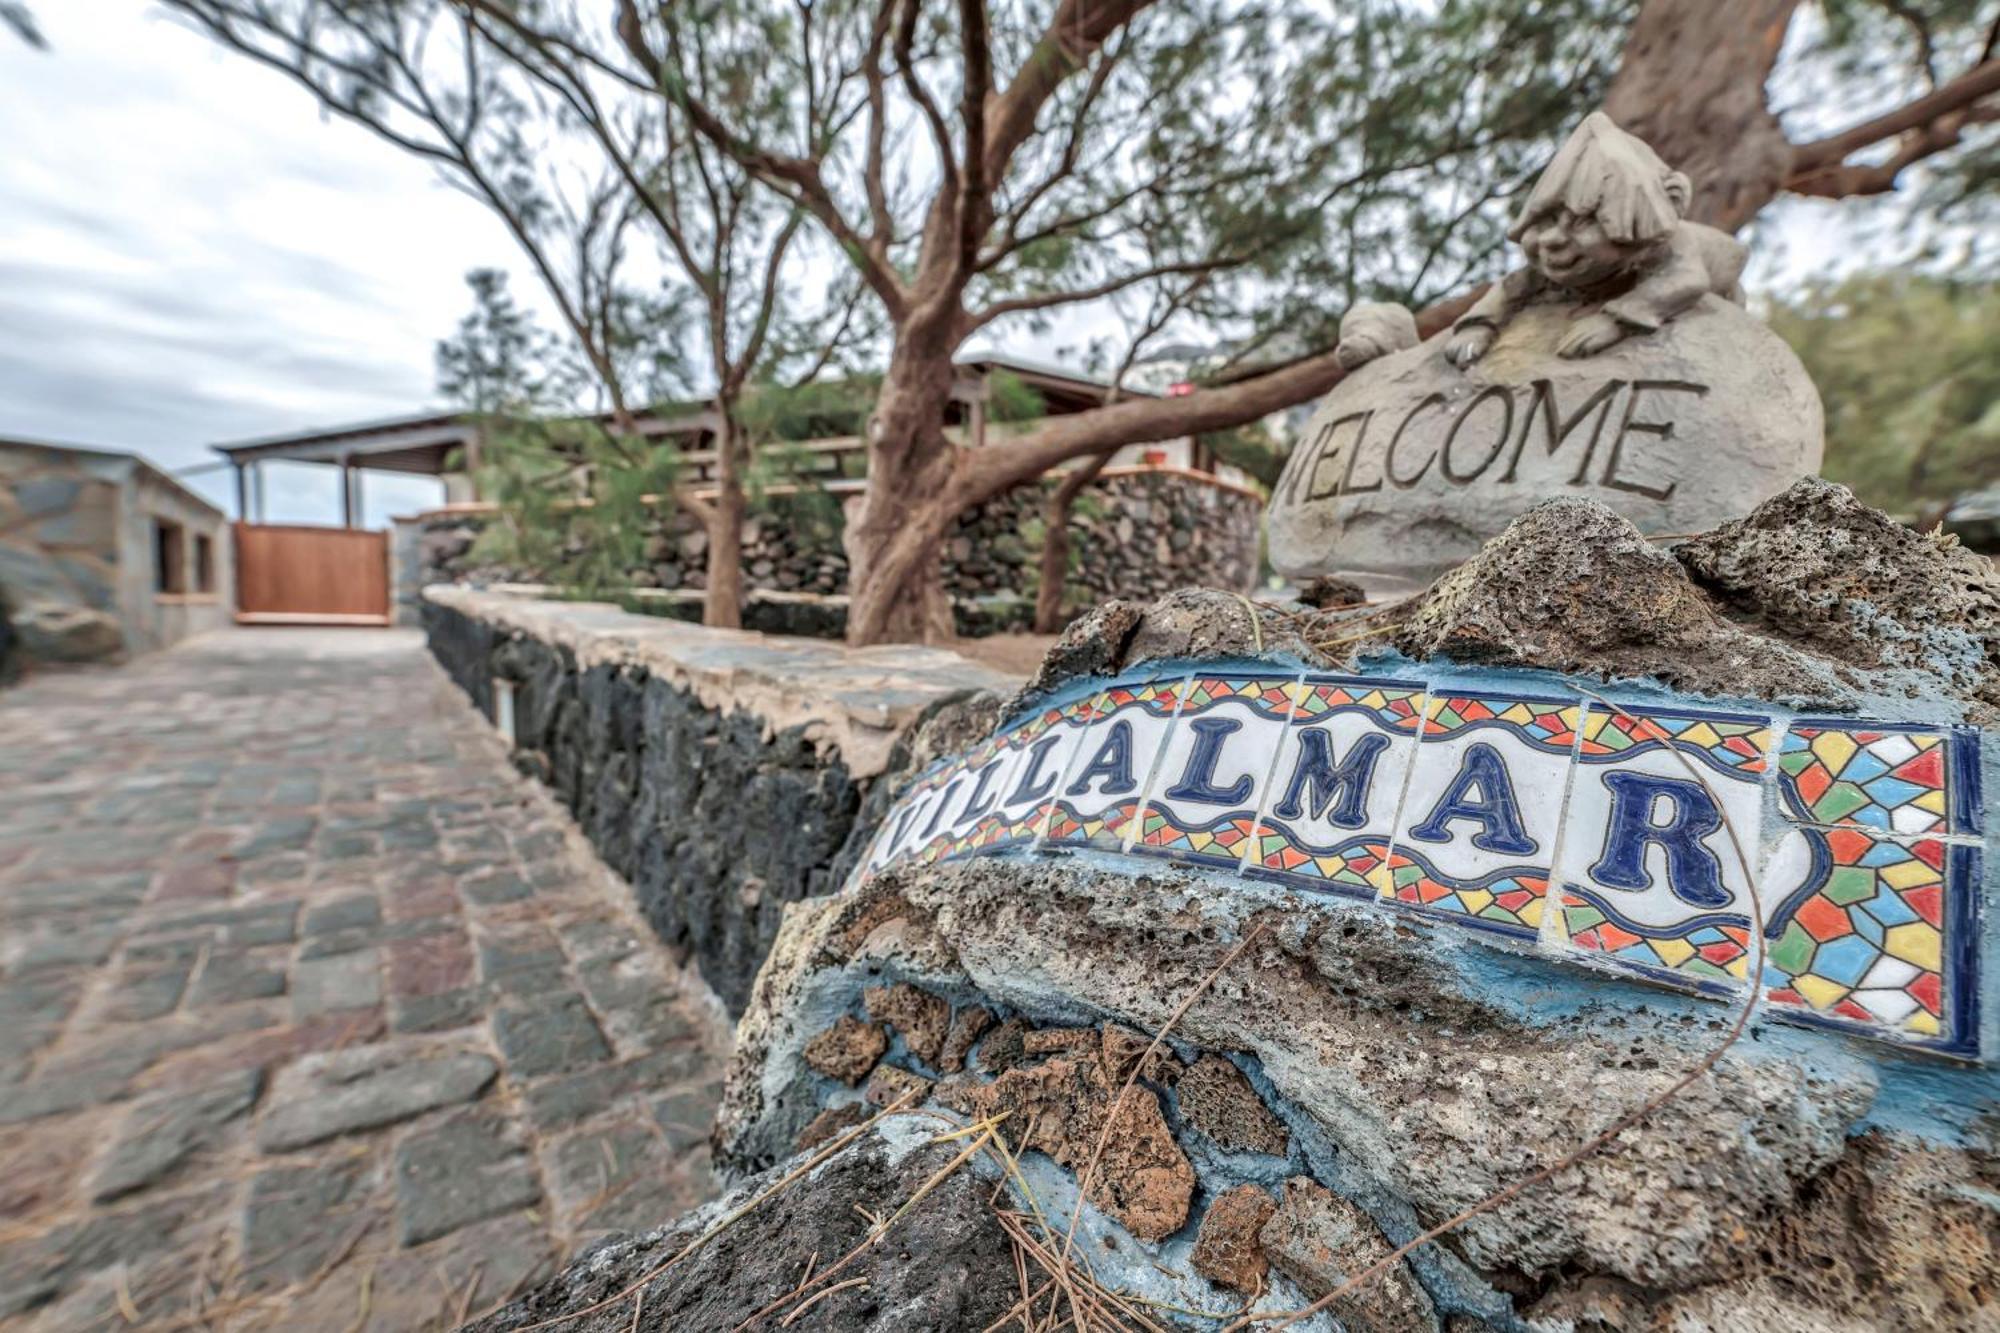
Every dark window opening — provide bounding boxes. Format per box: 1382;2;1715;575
154;519;186;594
193;532;215;594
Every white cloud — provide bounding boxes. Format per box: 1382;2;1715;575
0;0;1921;529
0;0;554;523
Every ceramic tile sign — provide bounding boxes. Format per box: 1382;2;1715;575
852;669;1986;1060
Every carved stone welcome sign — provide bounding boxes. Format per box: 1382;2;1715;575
855;667;1984;1059
1265;303;1824;583
1269;113;1824;585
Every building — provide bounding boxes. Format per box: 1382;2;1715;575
206;354;1253;520
0;438;232;666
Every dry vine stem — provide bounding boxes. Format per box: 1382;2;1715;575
506;1087;924;1333
1227;685;1771;1331
727;1118;1006;1331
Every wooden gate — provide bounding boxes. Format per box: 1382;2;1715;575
233;522;391;625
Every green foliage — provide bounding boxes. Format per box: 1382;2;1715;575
984;371;1047;424
438;271;683;596
1199;424;1286;490
469;419;683;596
736;377;879;443
1770;271;2000;516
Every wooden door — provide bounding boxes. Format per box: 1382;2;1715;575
233;523;391;625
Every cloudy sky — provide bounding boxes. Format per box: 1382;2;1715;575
0;0;1887;527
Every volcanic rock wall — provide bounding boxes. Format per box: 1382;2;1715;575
421;587;1013;1014
399;468;1261;633
469;483;2000;1332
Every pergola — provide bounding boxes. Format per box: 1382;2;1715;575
209;355;1165;527
211;408;720;527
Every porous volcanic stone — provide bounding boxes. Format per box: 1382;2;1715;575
863;1063;933;1108
1387;496;1849;704
801;1016;887;1086
1259;1176;1436;1332
1191;1183;1278;1294
862;982;950;1066
938;1050;1195;1241
1100;1023;1183;1085
975;1017;1030;1073
938;1005;995;1073
1674;476;2000;710
1176;1055;1289;1156
795;1102;871;1152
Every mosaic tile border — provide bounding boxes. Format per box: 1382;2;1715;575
852;668;1987;1059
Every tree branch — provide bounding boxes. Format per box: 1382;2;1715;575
1786;57;2000;176
962;254;1242;335
979;0;1154;184
952;289;1482;504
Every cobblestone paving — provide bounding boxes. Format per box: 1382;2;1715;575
0;630;728;1331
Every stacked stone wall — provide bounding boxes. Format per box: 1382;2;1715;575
401;468;1261;634
420;589;1008;1014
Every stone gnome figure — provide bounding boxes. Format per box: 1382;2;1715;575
1337;112;1748;369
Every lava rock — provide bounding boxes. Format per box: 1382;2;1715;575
801;1016;888;1086
1191;1183;1279;1294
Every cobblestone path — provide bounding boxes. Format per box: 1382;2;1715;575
0;630;728;1331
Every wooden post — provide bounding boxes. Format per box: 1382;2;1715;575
340;457;355;528
233;462;247;520
252;462;266;522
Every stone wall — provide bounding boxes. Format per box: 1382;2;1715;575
419;587;1012;1014
0;443;126;663
396;467;1262;634
466;485;2000;1333
0;440;231;666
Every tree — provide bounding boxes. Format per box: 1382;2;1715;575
162;0;2000;642
506;0;2000;643
434;268;697;595
1771;270;2000;519
2;2;42;48
157;0;860;628
609;0;1650;641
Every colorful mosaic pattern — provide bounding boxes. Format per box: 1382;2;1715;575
1561;898;1752;984
1764;830;1958;1040
867;693;1103;873
1044;797;1146;848
1422;695;1582;753
851;666;1986;1058
1103;677;1192;716
1177;675;1301;720
1132;809;1260;867
1389;849;1547;936
1577;709;1771;776
1245;829;1393;898
1286;679;1425;731
1777;724;1957;837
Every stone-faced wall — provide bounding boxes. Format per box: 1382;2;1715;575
420;587;1013;1014
471;486;2000;1333
0;440;231;666
0;442;125;662
397;467;1262;633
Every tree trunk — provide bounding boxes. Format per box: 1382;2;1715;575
1603;0;1801;231
702;410;746;630
844;330;964;646
1033;450;1113;634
